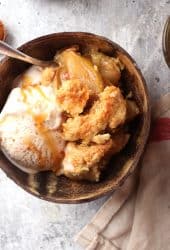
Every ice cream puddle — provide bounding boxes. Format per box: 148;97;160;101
0;47;140;181
14;65;43;87
0;65;65;174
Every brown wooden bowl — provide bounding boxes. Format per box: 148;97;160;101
0;32;150;203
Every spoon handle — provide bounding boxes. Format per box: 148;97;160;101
0;41;51;67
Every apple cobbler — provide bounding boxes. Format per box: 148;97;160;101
0;46;139;181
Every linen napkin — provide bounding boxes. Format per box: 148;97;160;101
75;92;170;250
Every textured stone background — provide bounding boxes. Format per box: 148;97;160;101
0;0;170;249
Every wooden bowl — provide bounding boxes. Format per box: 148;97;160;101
0;32;150;203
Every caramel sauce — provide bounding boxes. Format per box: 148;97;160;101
20;88;27;103
20;84;63;170
24;138;46;168
35;85;50;101
34;113;46;124
53;67;62;90
22;84;50;102
34;115;63;170
22;75;33;88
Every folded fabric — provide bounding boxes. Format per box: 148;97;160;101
75;93;170;250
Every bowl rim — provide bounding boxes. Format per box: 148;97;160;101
0;32;151;203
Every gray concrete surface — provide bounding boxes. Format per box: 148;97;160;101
0;0;170;249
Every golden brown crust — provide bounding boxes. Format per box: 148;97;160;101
63;132;129;181
62;86;127;142
92;133;111;144
41;67;56;86
63;140;113;181
56;79;89;116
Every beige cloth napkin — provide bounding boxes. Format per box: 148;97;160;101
75;93;170;250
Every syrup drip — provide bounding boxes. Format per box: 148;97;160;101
20;84;63;170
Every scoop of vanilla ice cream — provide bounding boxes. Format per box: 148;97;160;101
13;65;43;87
0;80;65;173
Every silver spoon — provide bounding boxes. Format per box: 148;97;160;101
0;40;54;67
